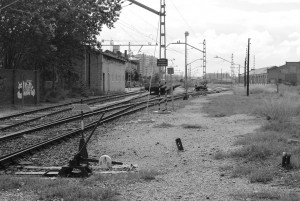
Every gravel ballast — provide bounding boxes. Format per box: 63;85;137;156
89;92;295;200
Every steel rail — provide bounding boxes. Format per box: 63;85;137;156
0;91;144;131
0;92;210;168
0;91;142;121
0;94;159;142
0;98;163;166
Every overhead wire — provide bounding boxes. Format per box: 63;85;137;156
117;19;157;42
168;0;197;37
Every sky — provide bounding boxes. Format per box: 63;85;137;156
99;0;300;77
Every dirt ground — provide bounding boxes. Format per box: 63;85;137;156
90;91;295;201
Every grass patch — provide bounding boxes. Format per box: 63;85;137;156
0;176;118;201
249;167;275;183
218;165;233;172
0;170;161;200
204;85;300;185
233;85;276;95
214;151;228;160
261;121;300;137
153;122;174;128
82;169;161;185
230;164;276;183
255;95;300;122
232;190;300;201
231;164;256;178
138;170;161;181
181;123;202;129
202;94;263;117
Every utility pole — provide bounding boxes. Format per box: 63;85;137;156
238;65;240;84
127;0;166;81
231;54;234;85
184;31;189;99
244;48;247;87
247;39;251;96
203;39;207;81
160;0;167;80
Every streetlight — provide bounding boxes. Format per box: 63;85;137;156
215;55;241;84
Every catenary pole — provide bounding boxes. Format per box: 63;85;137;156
247;39;251;96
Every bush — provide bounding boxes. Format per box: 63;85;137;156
249;167;275;183
256;95;300;122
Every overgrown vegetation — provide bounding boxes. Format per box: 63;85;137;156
208;85;300;186
0;0;122;90
0;169;161;200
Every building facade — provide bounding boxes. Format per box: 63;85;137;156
267;62;300;85
74;49;126;95
134;54;159;77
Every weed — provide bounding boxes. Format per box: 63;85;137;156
181;123;202;129
231;164;256;178
218;165;233;172
201;94;262;117
256;95;300;122
233;85;276;95
153;122;174;128
281;172;300;187
138;170;160;181
232;191;300;201
0;175;22;191
214;151;228;160
261;121;300;137
0;176;119;201
248;167;275;183
230;144;274;161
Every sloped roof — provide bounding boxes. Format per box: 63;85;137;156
249;67;269;75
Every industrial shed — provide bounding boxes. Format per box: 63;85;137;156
74;49;127;95
267;62;300;85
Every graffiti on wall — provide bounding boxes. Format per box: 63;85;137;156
17;80;35;99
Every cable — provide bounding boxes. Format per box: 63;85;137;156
116;22;140;44
118;19;157;42
168;0;197;37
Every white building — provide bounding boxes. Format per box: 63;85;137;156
134;54;159;77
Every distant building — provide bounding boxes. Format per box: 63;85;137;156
73;49;127;95
134;54;159;77
249;67;269;84
206;72;231;83
268;62;300;85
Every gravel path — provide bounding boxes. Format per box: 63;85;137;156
90;92;294;201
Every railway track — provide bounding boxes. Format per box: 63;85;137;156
0;90;223;171
0;91;143;132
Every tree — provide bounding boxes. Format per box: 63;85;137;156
0;0;122;88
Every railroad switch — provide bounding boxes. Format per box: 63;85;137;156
58;113;105;177
57;112;123;177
